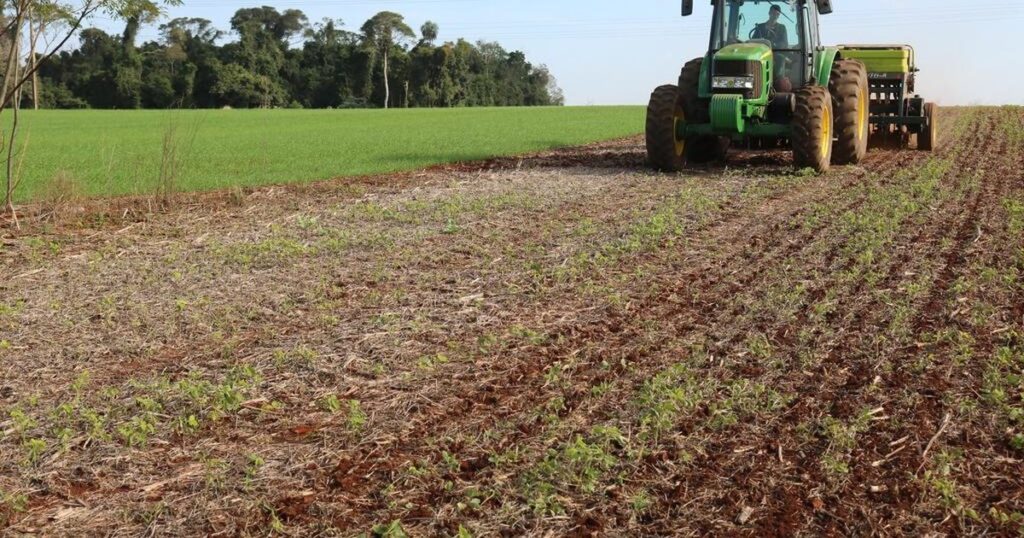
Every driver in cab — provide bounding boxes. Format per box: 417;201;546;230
752;5;789;49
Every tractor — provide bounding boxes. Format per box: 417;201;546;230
647;0;937;173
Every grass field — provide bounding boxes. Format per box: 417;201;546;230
11;106;644;202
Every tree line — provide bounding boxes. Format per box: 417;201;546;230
30;7;565;110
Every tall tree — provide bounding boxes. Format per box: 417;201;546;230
230;6;306;43
161;16;221;46
290;18;360;107
159;17;221;107
360;11;413;109
419;20;437;46
111;14;142;107
225;6;306;107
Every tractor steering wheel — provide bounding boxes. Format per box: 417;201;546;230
750;26;777;42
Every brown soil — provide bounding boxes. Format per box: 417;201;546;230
1;107;1022;537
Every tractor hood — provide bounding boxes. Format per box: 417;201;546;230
714;42;773;63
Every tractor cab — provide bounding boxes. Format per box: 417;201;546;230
709;0;813;91
700;0;832;96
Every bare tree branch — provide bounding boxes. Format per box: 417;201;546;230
0;1;99;112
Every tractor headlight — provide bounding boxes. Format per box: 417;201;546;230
712;76;755;90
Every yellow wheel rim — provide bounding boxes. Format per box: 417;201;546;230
673;109;686;157
857;90;868;139
820;106;832;160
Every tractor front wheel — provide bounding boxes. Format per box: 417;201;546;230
677;57;727;164
829;59;870;165
678;58;709;123
792;85;834;173
919;102;937;151
646;84;687;172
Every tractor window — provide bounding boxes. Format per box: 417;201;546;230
712;0;802;51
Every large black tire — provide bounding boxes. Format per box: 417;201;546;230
677;57;729;163
646;84;686;172
919;102;937;151
792;85;834;173
678;58;709;123
828;59;869;165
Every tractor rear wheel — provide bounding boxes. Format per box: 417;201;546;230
829;59;869;165
919;102;937;151
792;85;834;173
646;84;686;172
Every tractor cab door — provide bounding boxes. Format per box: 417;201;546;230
803;2;822;85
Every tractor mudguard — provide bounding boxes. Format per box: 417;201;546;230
698;53;713;98
814;47;841;87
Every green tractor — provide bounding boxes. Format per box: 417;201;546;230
647;0;937;173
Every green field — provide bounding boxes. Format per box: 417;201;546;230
10;106;644;202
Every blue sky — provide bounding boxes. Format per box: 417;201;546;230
97;0;1024;106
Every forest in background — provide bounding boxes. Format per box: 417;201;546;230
28;7;565;109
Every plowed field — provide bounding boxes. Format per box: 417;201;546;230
1;106;1022;536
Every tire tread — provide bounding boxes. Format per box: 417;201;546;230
792;85;833;172
646;85;685;172
829;59;869;165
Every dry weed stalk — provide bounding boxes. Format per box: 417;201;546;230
154;113;200;208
